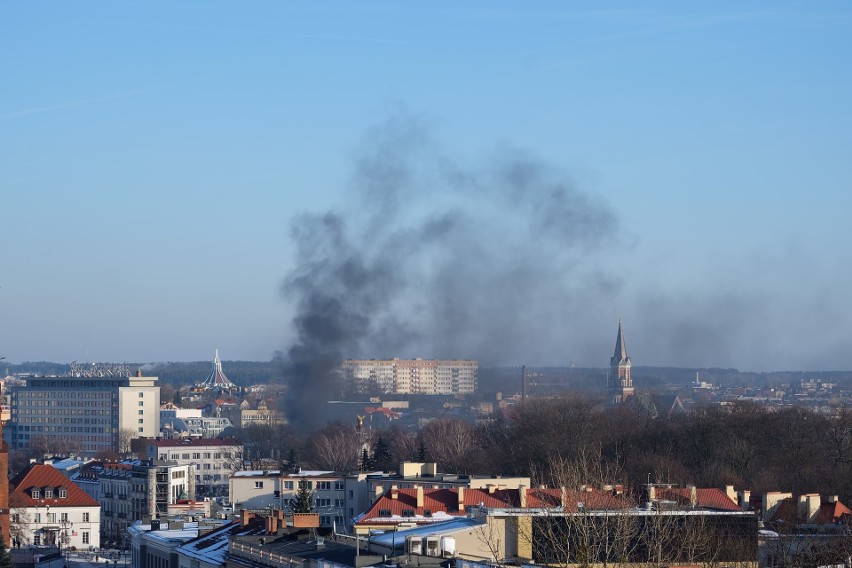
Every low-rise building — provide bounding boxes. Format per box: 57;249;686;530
9;463;101;551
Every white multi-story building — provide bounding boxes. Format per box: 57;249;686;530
9;463;101;551
145;438;242;498
9;369;161;455
229;470;348;530
342;359;478;395
73;459;195;547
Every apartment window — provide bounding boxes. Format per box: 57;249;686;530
138;410;144;415
335;481;345;490
31;489;39;499
138;419;144;424
83;512;89;522
138;401;144;406
193;453;201;459
138;392;144;397
203;452;211;459
182;453;190;460
317;481;331;490
138;427;144;432
61;512;68;522
82;532;89;544
44;489;53;499
316;498;331;507
284;481;293;490
255;481;264;489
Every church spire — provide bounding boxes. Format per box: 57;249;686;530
613;319;628;360
608;320;634;404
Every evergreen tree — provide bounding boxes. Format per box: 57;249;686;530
290;478;314;513
417;439;427;462
0;538;14;568
372;436;392;471
173;390;182;406
360;448;373;471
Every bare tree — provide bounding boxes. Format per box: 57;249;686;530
310;423;366;471
419;418;479;473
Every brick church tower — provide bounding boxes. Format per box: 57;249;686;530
608;320;635;404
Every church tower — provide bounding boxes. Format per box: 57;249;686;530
608;320;634;404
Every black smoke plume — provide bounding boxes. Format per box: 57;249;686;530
277;110;621;430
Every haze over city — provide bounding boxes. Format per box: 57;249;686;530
2;2;850;371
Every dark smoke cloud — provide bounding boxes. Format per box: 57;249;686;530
277;110;622;429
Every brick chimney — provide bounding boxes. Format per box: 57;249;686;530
416;485;424;508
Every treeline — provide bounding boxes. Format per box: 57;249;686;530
233;397;852;505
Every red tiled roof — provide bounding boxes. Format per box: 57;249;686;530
10;463;99;508
655;488;739;511
357;486;633;526
815;501;852;524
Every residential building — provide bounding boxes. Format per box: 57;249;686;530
9;370;161;455
73;459;195;547
239;399;285;428
129;517;232;568
229;470;348;530
9;463;101;551
361;485;757;567
145;438;243;498
342;359;478;395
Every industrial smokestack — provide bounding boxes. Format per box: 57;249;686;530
521;365;527;401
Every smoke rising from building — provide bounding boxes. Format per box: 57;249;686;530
276;110;623;428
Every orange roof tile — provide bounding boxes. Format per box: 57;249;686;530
10;463;99;508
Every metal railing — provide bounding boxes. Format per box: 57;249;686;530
228;541;304;568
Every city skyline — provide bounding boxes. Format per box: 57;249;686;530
2;2;851;371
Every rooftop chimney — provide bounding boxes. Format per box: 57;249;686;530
519;485;527;508
416;485;424;508
391;484;399;500
457;487;465;512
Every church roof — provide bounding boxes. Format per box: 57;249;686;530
613;320;628;360
200;350;236;389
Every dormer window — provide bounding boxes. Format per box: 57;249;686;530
58;488;68;499
31;489;40;499
44;489;53;499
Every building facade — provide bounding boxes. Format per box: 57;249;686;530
73;459;195;547
9;463;101;551
9;371;161;455
342;359;478;395
145;438;242;498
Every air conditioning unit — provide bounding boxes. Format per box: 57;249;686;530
407;535;422;555
425;536;441;557
440;537;456;557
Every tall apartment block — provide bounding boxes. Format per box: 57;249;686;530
9;370;161;455
342;359;478;395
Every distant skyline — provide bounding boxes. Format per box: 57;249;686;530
2;2;851;371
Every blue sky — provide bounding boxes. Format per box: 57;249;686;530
2;2;850;371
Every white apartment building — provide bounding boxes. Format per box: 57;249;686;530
342;359;478;395
9;370;161;455
9;463;101;551
145;438;243;498
229;470;348;530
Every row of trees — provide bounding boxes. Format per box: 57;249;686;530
230;397;852;506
